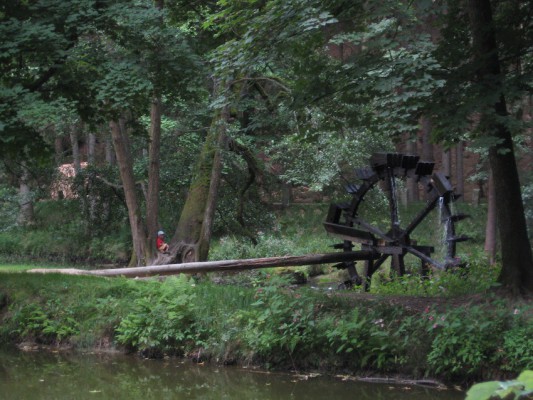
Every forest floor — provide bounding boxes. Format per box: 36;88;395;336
327;285;532;311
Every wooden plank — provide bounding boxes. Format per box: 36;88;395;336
323;222;375;244
27;251;380;278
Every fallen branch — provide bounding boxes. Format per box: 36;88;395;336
27;251;378;278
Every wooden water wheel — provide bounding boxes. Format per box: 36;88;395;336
324;152;469;290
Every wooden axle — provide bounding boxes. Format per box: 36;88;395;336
27;251;380;278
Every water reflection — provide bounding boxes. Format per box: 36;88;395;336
0;347;463;400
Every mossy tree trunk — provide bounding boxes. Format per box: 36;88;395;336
161;105;229;264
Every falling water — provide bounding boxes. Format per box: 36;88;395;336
436;197;448;261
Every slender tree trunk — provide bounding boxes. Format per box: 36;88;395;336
54;135;64;165
406;139;419;203
87;132;96;165
110;119;148;266
87;131;97;226
146;97;162;261
17;163;34;226
198;109;228;261
484;170;497;264
105;136;115;165
69;124;81;172
455;141;464;201
467;0;533;294
420;117;434;201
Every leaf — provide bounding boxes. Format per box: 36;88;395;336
517;371;533;390
465;382;501;400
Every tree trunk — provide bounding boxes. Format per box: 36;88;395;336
54;135;64;165
166;106;228;264
420;117;434;201
110;118;148;266
406;139;419;203
198;111;228;261
28;251;379;278
105;135;115;165
467;0;533;294
69;124;81;172
484;170;497;264
87;132;96;165
146;97;162;262
17;163;34;226
455;141;464;201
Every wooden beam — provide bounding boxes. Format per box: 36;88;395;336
27;251;379;278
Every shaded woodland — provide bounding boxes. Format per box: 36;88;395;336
1;0;533;294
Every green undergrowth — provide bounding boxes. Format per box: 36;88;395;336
0;271;531;387
0;200;130;265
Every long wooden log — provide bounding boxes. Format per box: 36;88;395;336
27;251;378;278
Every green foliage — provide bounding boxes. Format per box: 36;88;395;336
115;276;197;355
501;319;533;372
425;304;533;380
10;300;79;343
324;308;402;370
466;371;533;400
0;270;532;384
372;259;500;297
0;198;129;264
236;276;317;361
0;185;18;231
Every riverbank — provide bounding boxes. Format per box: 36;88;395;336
0;270;532;389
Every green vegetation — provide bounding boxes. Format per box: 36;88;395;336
0;199;130;265
466;371;533;400
0;187;530;392
0;271;531;387
2;204;526;395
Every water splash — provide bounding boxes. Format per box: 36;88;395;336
436;197;449;261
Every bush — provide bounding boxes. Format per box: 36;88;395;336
426;305;512;380
115;276;198;356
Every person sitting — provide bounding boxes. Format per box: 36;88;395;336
156;230;169;253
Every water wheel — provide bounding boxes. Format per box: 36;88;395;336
324;152;469;290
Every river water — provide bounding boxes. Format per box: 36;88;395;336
0;347;464;400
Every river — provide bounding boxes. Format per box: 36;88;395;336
0;347;464;400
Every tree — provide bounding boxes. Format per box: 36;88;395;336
465;0;533;294
208;0;533;293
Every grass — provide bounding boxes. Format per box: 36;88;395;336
0;264;36;273
0;270;531;386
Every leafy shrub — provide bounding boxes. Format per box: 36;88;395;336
325;307;412;372
115;276;197;355
426;305;510;379
500;312;533;372
216;275;313;366
9;300;80;344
